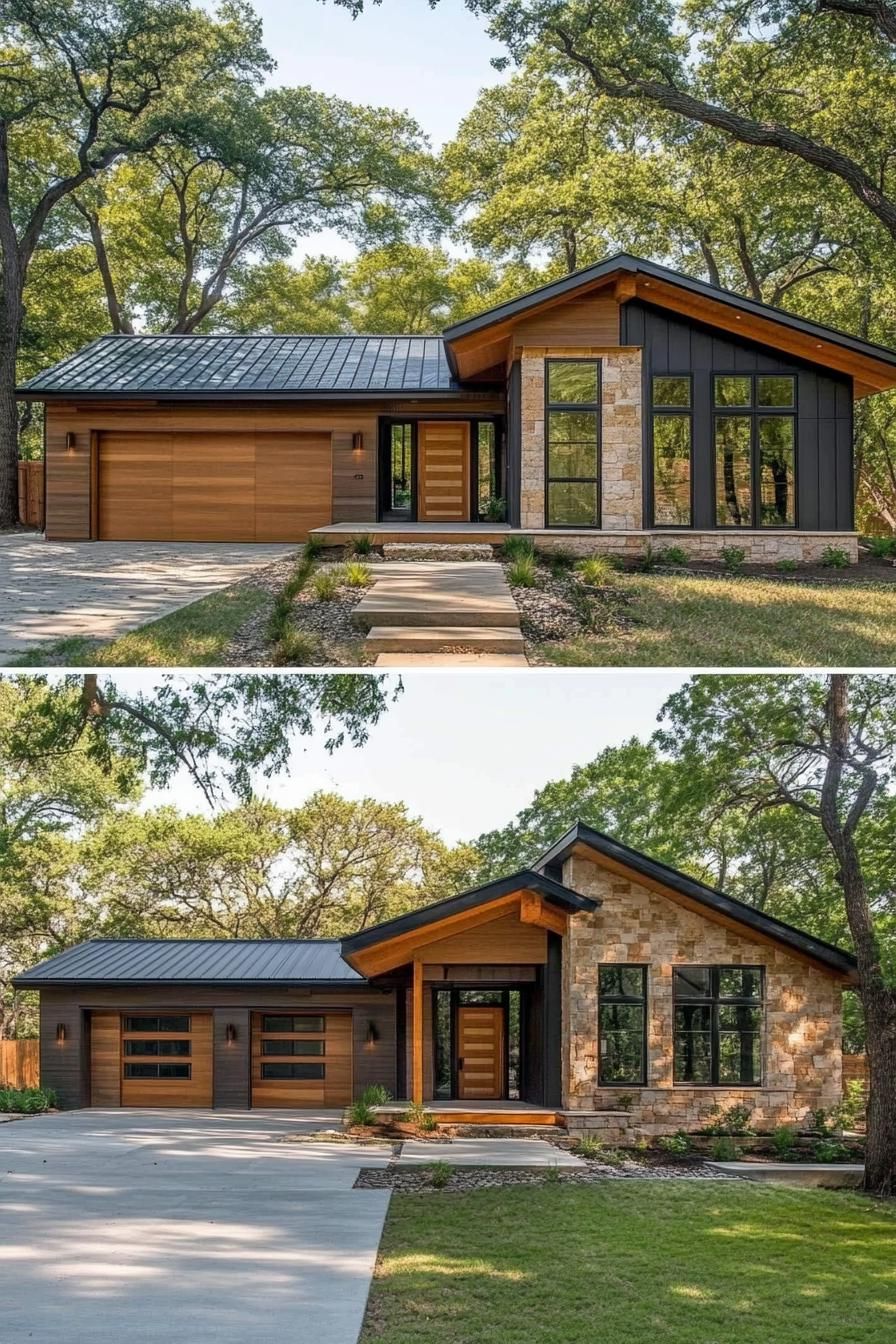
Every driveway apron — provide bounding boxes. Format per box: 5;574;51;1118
0;1109;391;1344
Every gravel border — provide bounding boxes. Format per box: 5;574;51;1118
354;1153;737;1192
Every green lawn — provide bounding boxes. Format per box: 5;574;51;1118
13;583;268;668
543;573;896;666
362;1181;895;1344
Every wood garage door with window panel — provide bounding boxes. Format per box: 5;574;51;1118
97;430;331;542
90;1012;213;1107
251;1012;352;1108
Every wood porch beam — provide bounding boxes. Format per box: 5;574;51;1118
519;889;568;937
411;957;424;1105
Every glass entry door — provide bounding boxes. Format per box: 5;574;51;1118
380;422;415;520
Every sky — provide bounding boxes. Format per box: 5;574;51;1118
119;670;690;843
241;0;508;259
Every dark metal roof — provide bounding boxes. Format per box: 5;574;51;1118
341;869;598;957
442;252;896;373
13;938;363;987
534;822;858;978
19;333;466;398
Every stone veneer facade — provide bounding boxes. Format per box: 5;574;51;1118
560;852;843;1137
517;346;859;563
520;346;643;532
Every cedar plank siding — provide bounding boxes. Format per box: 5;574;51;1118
622;300;854;532
39;985;397;1109
44;397;504;540
510;289;620;351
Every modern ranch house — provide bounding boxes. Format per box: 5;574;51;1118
17;825;856;1137
21;255;896;562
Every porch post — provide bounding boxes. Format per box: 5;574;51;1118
412;957;424;1104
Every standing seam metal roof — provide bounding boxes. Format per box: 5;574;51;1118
20;333;465;396
14;939;363;984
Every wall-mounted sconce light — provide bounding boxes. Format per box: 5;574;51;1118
225;1023;237;1045
364;1020;380;1049
65;432;77;453
56;1023;67;1044
352;431;364;454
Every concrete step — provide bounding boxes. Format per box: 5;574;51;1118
355;606;519;629
365;625;526;653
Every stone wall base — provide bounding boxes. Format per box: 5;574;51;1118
523;530;859;564
564;1088;817;1137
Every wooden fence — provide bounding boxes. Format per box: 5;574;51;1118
0;1040;40;1089
18;460;44;528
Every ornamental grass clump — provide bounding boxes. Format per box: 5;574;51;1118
343;561;373;588
508;555;538;587
576;555;617;586
311;567;342;601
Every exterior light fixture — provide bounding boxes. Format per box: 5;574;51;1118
365;1020;380;1048
225;1023;237;1045
65;432;76;453
352;432;364;454
56;1023;67;1044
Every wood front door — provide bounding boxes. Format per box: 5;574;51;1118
456;1005;504;1100
417;421;470;522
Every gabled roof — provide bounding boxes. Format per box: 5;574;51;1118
340;869;597;960
13;938;362;987
535;822;858;979
19;333;473;399
442;253;896;396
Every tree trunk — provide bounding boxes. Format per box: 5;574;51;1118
822;675;896;1197
0;286;22;528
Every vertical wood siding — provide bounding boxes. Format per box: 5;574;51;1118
0;1040;40;1088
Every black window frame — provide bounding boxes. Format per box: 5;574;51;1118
123;1015;191;1034
260;1061;326;1081
673;964;764;1087
261;1015;325;1034
598;964;648;1087
544;357;602;529
712;373;798;530
123;1062;192;1080
261;1039;326;1057
650;373;694;528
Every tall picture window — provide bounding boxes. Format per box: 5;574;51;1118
651;375;692;526
673;966;763;1085
714;375;796;527
598;965;647;1085
545;359;601;527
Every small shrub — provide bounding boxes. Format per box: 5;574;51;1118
427;1160;452;1189
866;534;896;559
720;545;746;572
657;1131;691;1155
544;1163;562;1184
343;561;373;588
772;1125;797;1159
272;628;321;667
508;555;538;587
657;544;688;566
501;535;536;562
641;541;658;571
807;1106;835;1137
351;534;373;556
311;567;342;601
347;1084;392;1128
304;535;325;560
710;1136;741;1162
0;1086;56;1114
401;1100;437;1132
576;554;617;586
540;545;577;572
821;545;850;569
776;558;798;572
703;1102;754;1137
361;1084;392;1107
616;1092;635;1112
572;1135;604;1159
813;1137;851;1163
481;495;507;522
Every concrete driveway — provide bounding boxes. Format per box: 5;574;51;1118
0;1109;391;1344
0;534;294;660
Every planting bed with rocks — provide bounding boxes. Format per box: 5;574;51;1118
355;1150;734;1192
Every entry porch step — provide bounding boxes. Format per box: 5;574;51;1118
365;626;526;654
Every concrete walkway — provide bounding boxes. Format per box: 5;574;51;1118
0;1109;391;1344
0;534;294;659
352;560;527;663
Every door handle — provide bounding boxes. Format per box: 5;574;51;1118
458;1057;465;1070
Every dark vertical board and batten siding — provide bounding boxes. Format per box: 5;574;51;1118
622;300;854;531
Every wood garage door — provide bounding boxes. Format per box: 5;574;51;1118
90;1012;213;1107
251;1011;352;1108
97;431;331;541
